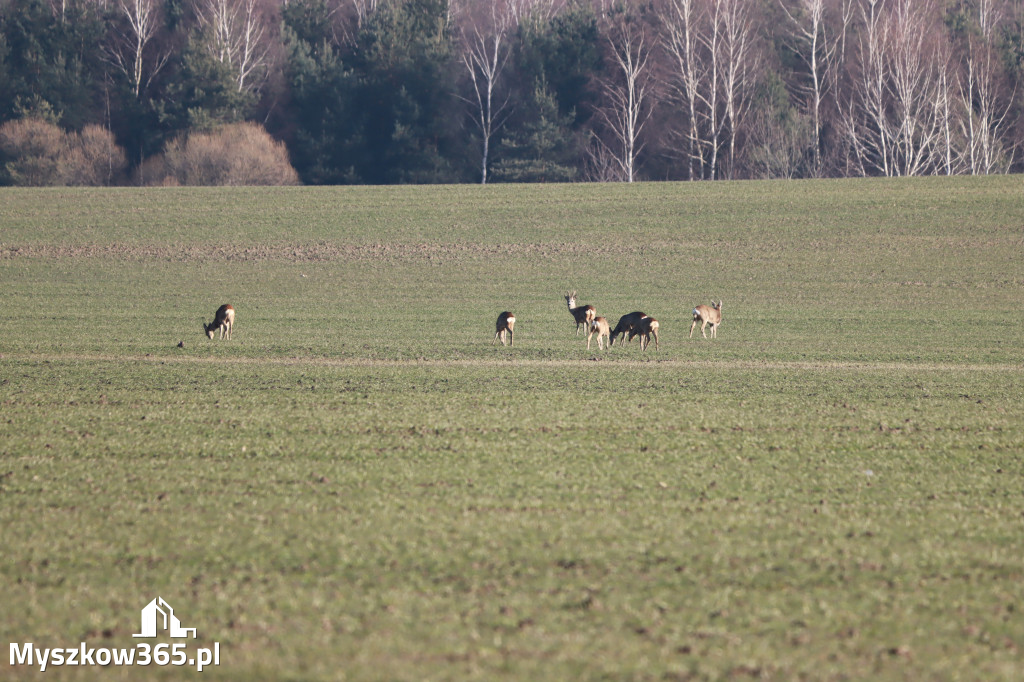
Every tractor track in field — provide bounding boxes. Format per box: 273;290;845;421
1;351;1020;374
0;240;696;264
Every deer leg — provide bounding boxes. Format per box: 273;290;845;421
509;328;513;347
689;320;697;338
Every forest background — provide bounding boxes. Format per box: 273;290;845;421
1;0;1023;186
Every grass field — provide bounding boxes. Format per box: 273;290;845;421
2;177;1023;680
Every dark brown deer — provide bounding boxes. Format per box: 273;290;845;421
586;316;610;350
609;311;647;346
492;311;515;346
204;304;235;340
630;316;660;351
690;301;722;339
565;291;596;335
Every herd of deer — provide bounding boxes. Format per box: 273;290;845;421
202;295;722;351
491;292;723;350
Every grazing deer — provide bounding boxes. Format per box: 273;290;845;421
587;316;610;350
690;301;722;339
630;316;660;351
493;311;515;346
565;291;596;335
609;311;648;346
204;304;235;340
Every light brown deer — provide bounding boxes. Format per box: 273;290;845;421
565;291;596;335
609;311;647;346
690;301;722;339
586;316;610;350
493;311;515;346
204;304;235;340
630;316;660;351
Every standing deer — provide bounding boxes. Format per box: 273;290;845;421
609;311;648;346
690;301;722;339
204;304;235;340
630;316;660;351
493;311;515;346
587;316;610;350
565;291;596;335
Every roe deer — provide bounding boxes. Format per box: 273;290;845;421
630;316;660;351
690;301;722;339
609;311;647;346
493;311;515;346
587;316;610;350
565;291;596;335
204;304;235;340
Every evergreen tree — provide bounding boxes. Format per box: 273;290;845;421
348;0;464;183
281;0;359;184
0;0;106;129
493;76;579;182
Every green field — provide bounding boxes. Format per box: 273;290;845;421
2;178;1023;681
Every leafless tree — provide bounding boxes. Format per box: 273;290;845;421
716;0;759;178
844;0;951;176
593;18;655;182
703;0;723;178
194;0;274;94
661;0;707;179
957;0;1016;174
458;2;514;184
105;0;172;99
780;0;846;175
504;0;566;24
348;0;379;30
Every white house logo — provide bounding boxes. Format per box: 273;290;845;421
10;597;219;672
134;597;197;639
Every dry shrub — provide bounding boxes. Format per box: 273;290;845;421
0;118;64;186
141;122;300;186
0;118;128;186
65;125;129;186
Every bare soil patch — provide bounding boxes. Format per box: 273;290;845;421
0;240;691;264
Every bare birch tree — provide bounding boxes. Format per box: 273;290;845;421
593;18;655;182
844;0;950;176
717;0;758;178
662;0;707;179
348;0;379;30
780;0;840;175
458;2;514;184
194;0;274;94
503;0;565;24
703;0;723;178
887;0;945;175
958;0;1016;174
105;0;171;99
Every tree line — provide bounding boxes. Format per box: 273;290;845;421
1;0;1022;185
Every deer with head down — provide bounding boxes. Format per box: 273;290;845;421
587;316;610;350
629;316;660;351
609;311;647;347
204;304;235;340
565;291;596;335
690;301;722;339
492;311;515;346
